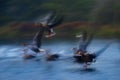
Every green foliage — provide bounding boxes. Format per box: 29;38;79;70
0;0;120;40
0;0;97;24
1;0;119;24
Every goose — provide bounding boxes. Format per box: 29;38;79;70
22;27;45;59
72;30;111;68
45;49;60;61
35;12;63;38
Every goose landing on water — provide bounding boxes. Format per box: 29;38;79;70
72;30;111;68
45;50;60;61
46;54;59;61
23;54;36;59
22;26;45;59
73;53;96;63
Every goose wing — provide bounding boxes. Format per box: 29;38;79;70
32;27;45;49
94;43;111;58
48;15;63;28
78;31;93;52
38;12;54;24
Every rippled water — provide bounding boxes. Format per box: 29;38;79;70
0;39;120;80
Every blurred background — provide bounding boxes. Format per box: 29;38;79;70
0;0;120;41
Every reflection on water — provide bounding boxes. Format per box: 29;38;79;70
0;39;120;80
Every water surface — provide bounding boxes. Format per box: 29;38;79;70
0;39;120;80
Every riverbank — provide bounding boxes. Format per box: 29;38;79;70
0;21;119;40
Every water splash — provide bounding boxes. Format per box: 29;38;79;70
0;45;22;57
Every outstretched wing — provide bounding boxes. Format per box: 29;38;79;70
78;31;93;52
94;43;111;58
82;30;87;41
37;11;63;28
38;12;54;24
32;27;45;48
83;33;93;49
48;15;63;28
